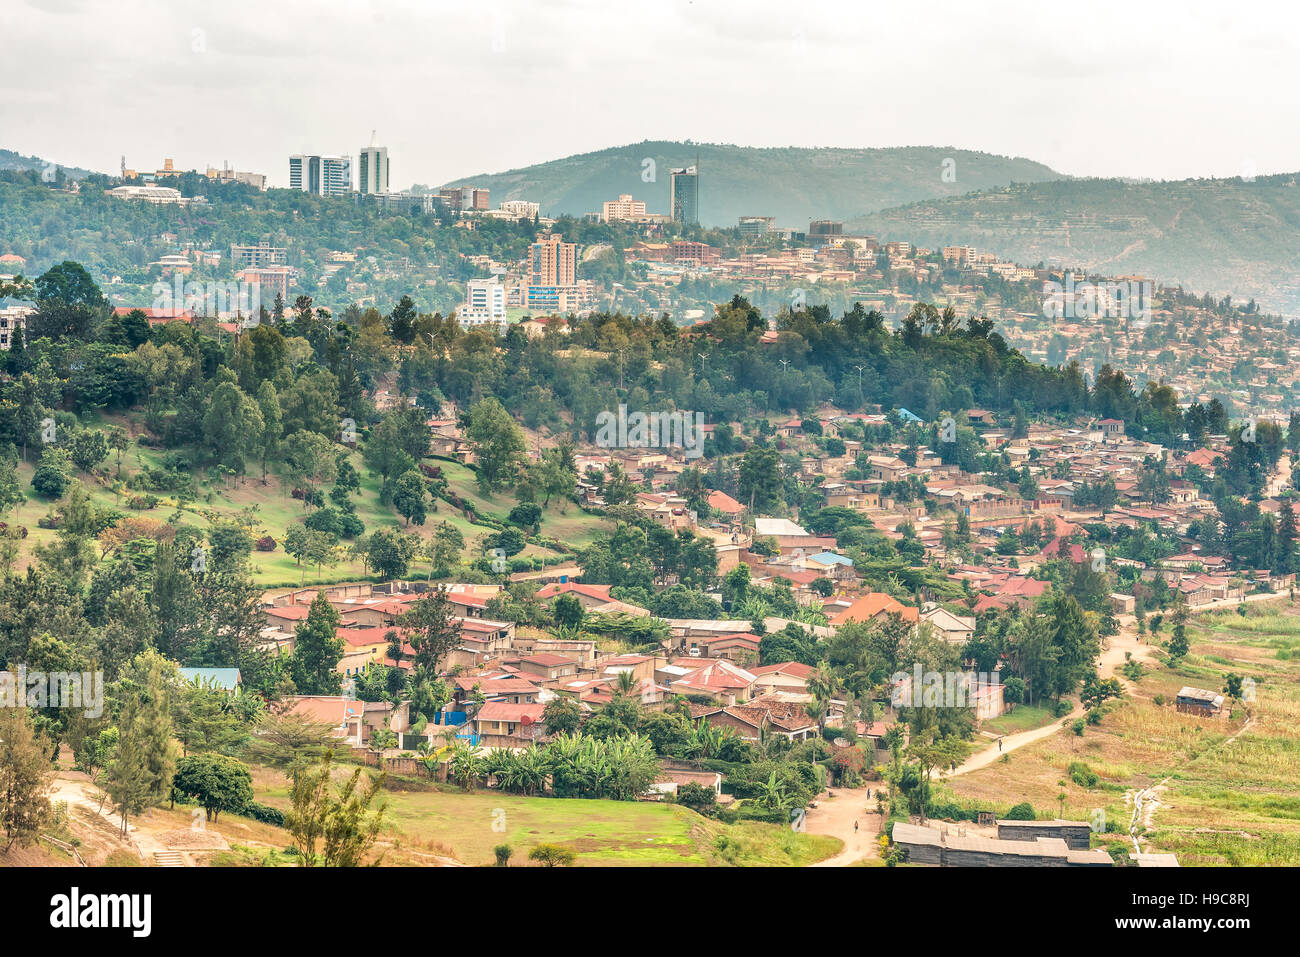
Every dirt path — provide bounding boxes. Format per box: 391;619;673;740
802;786;883;866
945;617;1161;779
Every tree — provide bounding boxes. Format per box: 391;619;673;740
255;381;283;482
283;429;339;501
465;397;527;492
31;448;71;499
528;843;576;867
171;678;255;756
493;844;514;866
285;752;387;866
290;592;345;695
106;653;179;839
203;382;264;477
0;707;54;851
391;470;429;527
737;445;783;513
368;527;416;580
431;521;465;572
245;708;337;771
66;429;109;474
542;696;582;736
28;260;106;341
397;588;464;673
0;458;24;517
552;593;585;629
172;754;253;822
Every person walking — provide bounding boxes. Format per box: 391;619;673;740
854;820;859;833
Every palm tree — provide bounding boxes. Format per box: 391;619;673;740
613;670;639;698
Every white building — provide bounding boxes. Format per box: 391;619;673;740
358;133;389;195
289;154;352;196
498;199;540;219
0;305;32;350
459;278;507;329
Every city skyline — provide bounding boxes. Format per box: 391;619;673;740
4;0;1300;190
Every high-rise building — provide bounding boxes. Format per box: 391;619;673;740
809;220;843;237
289;154;352;196
670;165;698;225
529;235;577;286
358;132;389;195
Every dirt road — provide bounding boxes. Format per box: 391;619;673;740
802;786;883;866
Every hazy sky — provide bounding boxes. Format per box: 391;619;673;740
5;0;1299;189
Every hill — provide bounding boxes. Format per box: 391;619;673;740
849;174;1300;313
440;141;1062;227
0;148;94;181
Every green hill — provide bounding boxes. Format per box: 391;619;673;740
849;174;1300;313
440;141;1062;227
0;148;94;181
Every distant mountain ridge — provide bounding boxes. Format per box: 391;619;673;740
848;174;1300;314
0;148;94;181
441;140;1062;227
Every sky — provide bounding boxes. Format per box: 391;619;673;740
4;0;1299;189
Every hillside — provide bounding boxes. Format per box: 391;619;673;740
850;174;1300;313
440;141;1062;227
0;148;94;181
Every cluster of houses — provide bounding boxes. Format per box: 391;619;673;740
254;580;902;758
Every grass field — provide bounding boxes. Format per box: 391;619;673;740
10;415;612;586
942;600;1300;865
980;703;1057;736
250;765;840;866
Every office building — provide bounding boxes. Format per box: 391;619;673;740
289;154;352;196
670;166;698;225
231;242;287;268
603;194;647;222
529;235;577;286
738;216;775;237
459;278;507;328
358;133;389;195
498;199;540;219
438;186;490;212
809;220;843;237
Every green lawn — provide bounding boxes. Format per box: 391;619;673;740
981;703;1057;736
252;769;840;866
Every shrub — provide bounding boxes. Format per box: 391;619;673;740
1068;761;1099;788
255;536;277;551
1071;718;1085;736
243;802;285;827
528;844;576;867
493;844;513;867
1052;700;1073;718
1004;802;1037;820
676;782;718;816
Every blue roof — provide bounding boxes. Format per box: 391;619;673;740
179;667;242;691
810;552;854;567
896;408;924;423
